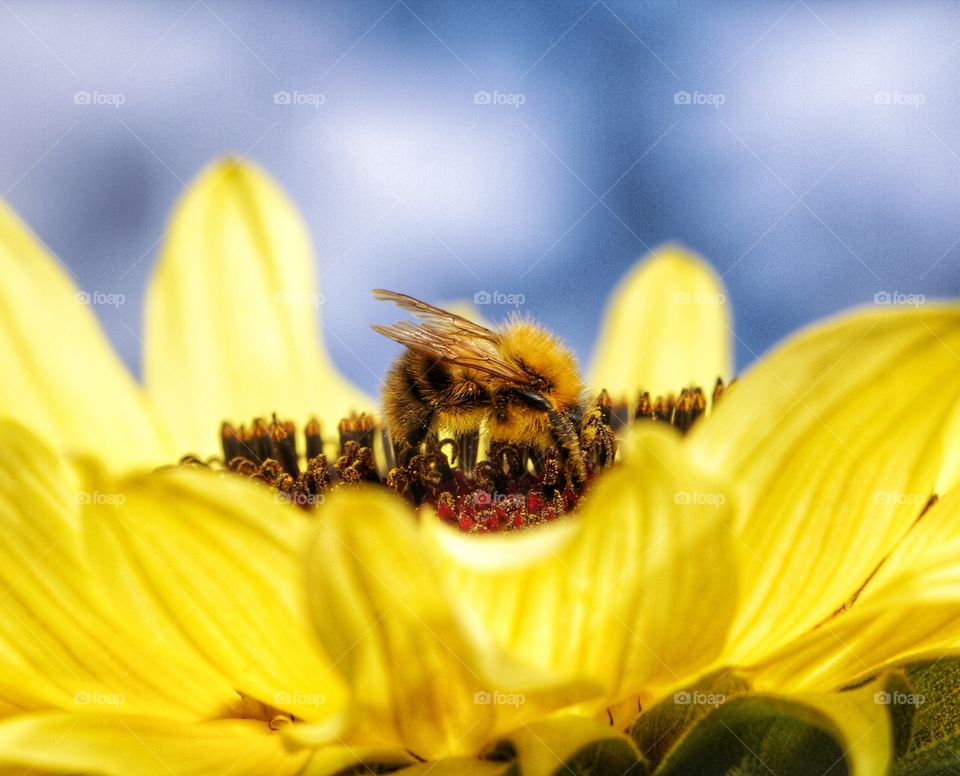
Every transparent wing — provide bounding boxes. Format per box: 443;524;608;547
372;290;531;384
372;289;498;342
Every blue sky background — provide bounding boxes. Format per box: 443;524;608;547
2;1;959;393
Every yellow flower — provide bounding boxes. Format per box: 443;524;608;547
2;159;960;774
0;159;371;468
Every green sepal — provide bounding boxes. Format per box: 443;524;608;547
631;671;910;776
892;658;960;775
650;694;848;776
630;669;752;766
481;715;646;776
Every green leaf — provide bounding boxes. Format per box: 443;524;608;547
652;696;848;776
631;673;904;776
891;659;960;775
630;670;752;765
894;744;960;776
906;660;960;752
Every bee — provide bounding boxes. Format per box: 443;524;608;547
372;289;601;480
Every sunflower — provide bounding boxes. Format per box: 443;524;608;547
2;160;960;775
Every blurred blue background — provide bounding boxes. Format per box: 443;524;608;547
2;0;959;394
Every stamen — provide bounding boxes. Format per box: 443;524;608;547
220;422;241;464
712;376;727;405
250;418;273;465
187;395;621;531
335;441;380;484
338;413;376;450
270;415;300;477
304;417;324;460
632;377;726;434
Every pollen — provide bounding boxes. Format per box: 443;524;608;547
607;377;728;434
172;384;733;532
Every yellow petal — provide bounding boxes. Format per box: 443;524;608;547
0;420;231;720
0;713;308;776
296;489;589;759
78;463;349;723
0;202;168;468
302;487;497;759
588;244;732;400
795;682;895;776
752;488;960;691
933;398;960;494
426;425;739;713
688;305;960;663
144;159;372;458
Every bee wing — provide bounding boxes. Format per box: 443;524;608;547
372;320;531;384
372;289;498;343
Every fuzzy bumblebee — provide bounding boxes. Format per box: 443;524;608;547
372;289;605;479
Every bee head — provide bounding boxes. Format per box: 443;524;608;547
514;389;552;411
498;317;585;413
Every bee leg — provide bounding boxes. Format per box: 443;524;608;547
393;426;430;467
457;430;480;478
528;447;546;478
379;427;396;470
383;350;438;467
581;407;616;469
596;419;616;468
548;410;587;483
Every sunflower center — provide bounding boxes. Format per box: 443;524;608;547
175;382;722;532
